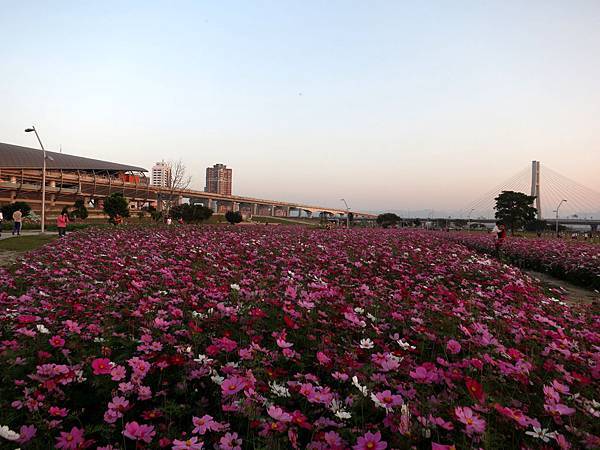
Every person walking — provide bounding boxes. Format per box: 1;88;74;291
0;210;3;236
56;211;70;237
495;224;507;254
12;209;22;236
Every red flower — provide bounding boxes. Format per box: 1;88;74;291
465;377;485;403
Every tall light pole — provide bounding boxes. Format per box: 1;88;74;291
554;199;567;237
340;198;350;229
25;126;47;233
467;208;475;229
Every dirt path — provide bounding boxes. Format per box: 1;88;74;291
523;269;599;306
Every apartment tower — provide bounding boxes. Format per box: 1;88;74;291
205;164;232;195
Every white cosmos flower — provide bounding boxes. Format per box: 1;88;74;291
230;283;241;291
36;324;50;334
352;376;369;397
0;425;20;441
269;381;291;398
525;428;556;443
359;338;374;349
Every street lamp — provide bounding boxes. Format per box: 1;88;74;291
25;126;47;233
340;198;350;229
467;208;475;229
554;199;567;237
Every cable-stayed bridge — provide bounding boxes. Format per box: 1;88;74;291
458;161;600;229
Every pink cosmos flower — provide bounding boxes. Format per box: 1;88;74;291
17;424;37;444
544;403;576;417
267;405;292;422
192;415;218;435
49;335;65;348
221;377;245;396
172;436;204;449
353;431;387;450
128;357;151;378
110;364;126;381
446;339;461;354
55;426;85;449
123;421;156;443
91;358;112;375
374;390;403;409
49;406;68;417
455;406;486;435
219;432;242;450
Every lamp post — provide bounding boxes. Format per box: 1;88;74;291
467;208;475;229
340;198;350;229
554;199;567;237
25;126;47;233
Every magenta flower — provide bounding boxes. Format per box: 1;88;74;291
219;432;242;450
221;376;245;396
91;358;112;375
17;424;37;444
353;431;387;450
446;339;461;354
172;436;204;449
267;405;292;422
192;415;218;435
455;406;486;435
55;426;85;449
49;335;65;348
123;421;156;443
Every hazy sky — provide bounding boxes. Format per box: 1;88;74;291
1;1;599;212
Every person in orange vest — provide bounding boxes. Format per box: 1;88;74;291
56;211;70;237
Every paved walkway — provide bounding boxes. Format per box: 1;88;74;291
0;230;44;240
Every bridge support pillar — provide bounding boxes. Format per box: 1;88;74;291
252;204;258;215
233;202;239;212
177;195;184;206
591;224;598;233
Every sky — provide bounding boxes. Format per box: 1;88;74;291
1;0;599;213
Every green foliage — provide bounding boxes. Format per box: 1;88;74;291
170;204;214;223
72;199;89;220
376;213;400;228
524;219;548;232
494;191;537;233
1;202;31;219
225;210;243;225
103;193;129;223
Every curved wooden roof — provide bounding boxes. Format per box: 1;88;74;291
0;142;147;172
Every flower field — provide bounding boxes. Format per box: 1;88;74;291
0;226;599;449
446;233;600;290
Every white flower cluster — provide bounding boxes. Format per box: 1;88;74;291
0;425;20;441
352;375;368;397
269;381;291;398
329;399;351;420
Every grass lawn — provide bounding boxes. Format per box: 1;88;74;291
0;234;58;252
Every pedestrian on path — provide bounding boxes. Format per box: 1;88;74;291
56;212;70;237
12;209;22;236
0;210;3;236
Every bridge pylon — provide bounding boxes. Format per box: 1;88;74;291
531;160;542;219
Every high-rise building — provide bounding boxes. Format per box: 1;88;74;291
151;161;171;187
205;163;232;195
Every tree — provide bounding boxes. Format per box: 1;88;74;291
72;199;88;220
163;160;192;216
103;193;130;224
376;213;400;228
170;204;213;223
524;219;547;233
494;191;537;233
1;202;31;219
225;210;243;225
